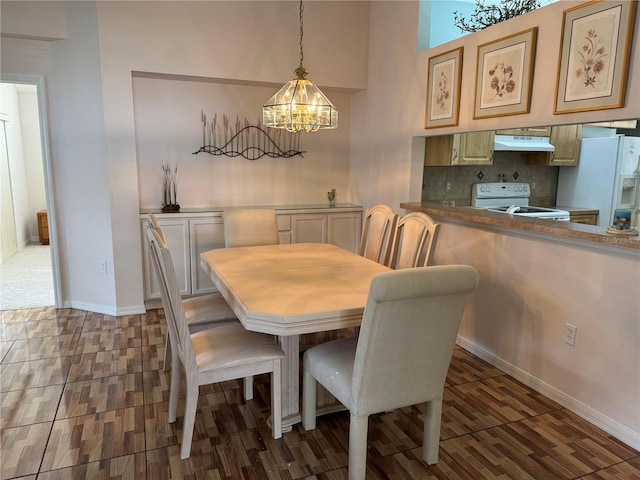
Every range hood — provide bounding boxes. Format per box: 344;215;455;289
493;134;555;152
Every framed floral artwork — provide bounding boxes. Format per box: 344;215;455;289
554;0;637;114
473;28;537;119
425;47;463;128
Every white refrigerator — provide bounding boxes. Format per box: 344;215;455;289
556;135;640;227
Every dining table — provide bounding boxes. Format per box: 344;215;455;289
200;242;390;430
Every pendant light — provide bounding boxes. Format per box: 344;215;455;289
262;0;338;133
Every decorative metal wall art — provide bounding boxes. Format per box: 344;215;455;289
193;111;305;161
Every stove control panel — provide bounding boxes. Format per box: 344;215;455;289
473;182;531;199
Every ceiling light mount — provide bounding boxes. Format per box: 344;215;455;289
262;0;338;133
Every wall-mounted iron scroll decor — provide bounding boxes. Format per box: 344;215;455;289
193;111;305;161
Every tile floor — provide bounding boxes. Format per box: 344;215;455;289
1;306;639;479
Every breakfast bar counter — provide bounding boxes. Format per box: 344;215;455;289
400;202;640;252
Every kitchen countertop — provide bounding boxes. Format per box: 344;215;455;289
400;202;640;251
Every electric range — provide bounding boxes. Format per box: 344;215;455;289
471;182;570;221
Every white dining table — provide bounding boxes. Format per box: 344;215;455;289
201;242;390;430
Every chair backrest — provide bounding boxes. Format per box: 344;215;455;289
387;212;440;269
351;265;479;416
147;212;164;241
146;228;196;372
223;209;280;248
358;204;398;265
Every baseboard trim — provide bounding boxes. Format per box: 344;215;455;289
68;301;146;317
456;335;640;451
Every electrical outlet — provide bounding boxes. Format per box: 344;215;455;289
445;181;451;192
564;323;577;346
531;182;536;190
99;260;107;275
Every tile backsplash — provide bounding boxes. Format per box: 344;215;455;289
422;151;558;207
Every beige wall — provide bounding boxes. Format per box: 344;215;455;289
132;76;352;209
434;220;640;449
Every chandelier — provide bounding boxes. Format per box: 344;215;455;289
262;0;338;133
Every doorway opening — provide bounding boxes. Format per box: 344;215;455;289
0;75;60;310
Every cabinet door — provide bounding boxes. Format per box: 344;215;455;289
291;214;327;243
424;135;456;166
327;213;362;253
141;218;190;300
455;131;494;165
276;214;292;244
570;214;597;225
189;217;225;295
548;124;581;166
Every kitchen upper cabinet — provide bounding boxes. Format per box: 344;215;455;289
496;126;551;137
425;131;494;166
527;124;582;166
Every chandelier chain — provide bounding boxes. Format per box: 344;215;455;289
299;0;304;69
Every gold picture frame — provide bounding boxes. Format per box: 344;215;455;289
554;0;637;115
473;28;537;119
425;47;463;129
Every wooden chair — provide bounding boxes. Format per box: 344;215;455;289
358;205;398;266
147;214;239;372
302;265;479;479
147;228;284;459
223;208;280;248
147;211;163;235
387;212;440;269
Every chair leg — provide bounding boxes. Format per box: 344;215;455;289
168;349;181;423
348;414;369;480
301;368;317;431
271;359;282;439
422;399;442;465
180;383;199;459
163;330;170;371
244;376;253;401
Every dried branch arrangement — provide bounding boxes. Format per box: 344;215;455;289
161;162;179;212
454;0;541;33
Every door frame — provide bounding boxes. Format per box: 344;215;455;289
1;73;61;308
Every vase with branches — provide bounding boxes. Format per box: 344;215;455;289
161;162;180;212
454;0;541;33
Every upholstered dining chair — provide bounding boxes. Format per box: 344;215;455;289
358;204;398;266
145;228;247;402
147;214;239;372
302;265;479;480
223;208;280;248
147;228;285;459
387;212;440;269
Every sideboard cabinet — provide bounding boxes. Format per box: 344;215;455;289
140;204;363;308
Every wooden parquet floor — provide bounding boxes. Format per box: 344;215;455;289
1;307;639;479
